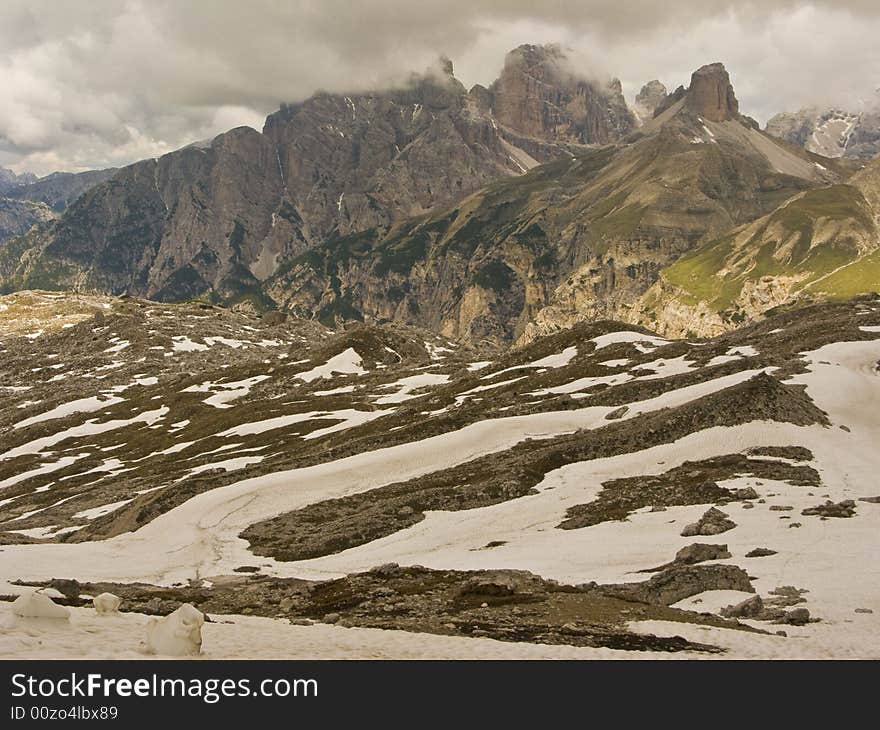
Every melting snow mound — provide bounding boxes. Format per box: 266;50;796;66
146;603;204;656
12;591;70;620
94;592;122;615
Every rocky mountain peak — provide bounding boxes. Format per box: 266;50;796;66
488;43;635;145
633;80;668;123
686;62;739;122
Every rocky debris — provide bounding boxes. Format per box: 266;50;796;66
733;487;759;500
560;449;821;531
243;375;830;561
681;507;737;537
778;608;811;626
368;563;405;578
720;595;765;619
745;548;777;558
21;567;753;654
801;500;857;518
769;505;793;511
855;608;874;614
686;63;739;122
601;564;753;606
145;603;204;656
93;593;121;615
720;593;813;625
605;405;629;420
747;446;813;461
11;591;70;620
858;496;880;504
674;543;732;565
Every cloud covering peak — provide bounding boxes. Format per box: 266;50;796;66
2;0;879;175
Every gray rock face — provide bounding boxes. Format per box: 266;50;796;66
0;198;55;246
487;44;636;146
633;80;668;124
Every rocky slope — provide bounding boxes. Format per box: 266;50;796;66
0;198;55;248
266;63;845;345
0;46;635;308
634;156;880;337
4;168;117;212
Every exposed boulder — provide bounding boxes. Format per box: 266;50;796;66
801;500;856;518
720;594;765;618
601;564;753;605
681;507;737;536
674;543;731;565
745;547;778;558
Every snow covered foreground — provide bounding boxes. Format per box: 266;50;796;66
1;337;879;658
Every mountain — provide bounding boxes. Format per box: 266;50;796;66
480;44;636;152
765;106;880;160
4;168;118;212
633;156;880;337
265;62;845;344
0;46;636;307
1;289;879;658
0;199;54;246
632;80;668;124
0;167;37;195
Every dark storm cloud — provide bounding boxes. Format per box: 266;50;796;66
1;1;878;175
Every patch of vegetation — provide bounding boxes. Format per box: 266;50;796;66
473;259;515;293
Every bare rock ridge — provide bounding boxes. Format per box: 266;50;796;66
0;44;636;305
685;62;739;122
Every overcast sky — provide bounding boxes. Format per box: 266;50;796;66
2;0;879;176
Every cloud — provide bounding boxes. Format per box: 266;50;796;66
1;1;879;175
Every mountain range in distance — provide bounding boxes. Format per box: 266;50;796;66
0;44;878;346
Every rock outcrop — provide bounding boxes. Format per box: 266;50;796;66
686;63;739;122
488;44;636;146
